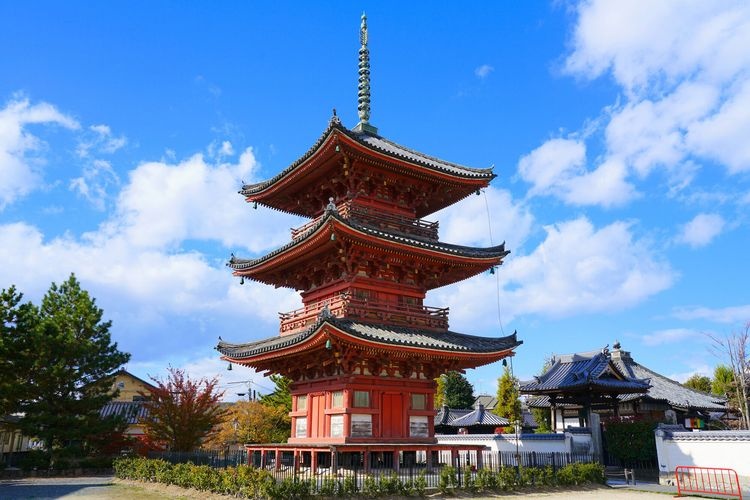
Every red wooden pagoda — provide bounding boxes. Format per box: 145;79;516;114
217;14;521;473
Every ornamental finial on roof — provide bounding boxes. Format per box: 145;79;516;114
354;12;378;135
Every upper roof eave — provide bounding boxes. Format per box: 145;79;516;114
239;118;496;199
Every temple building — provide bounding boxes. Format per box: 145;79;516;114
217;15;521;472
521;343;727;430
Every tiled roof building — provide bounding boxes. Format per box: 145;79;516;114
522;343;726;430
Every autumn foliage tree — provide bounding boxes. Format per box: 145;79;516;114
206;401;290;449
140;367;226;451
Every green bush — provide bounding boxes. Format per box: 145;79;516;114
19;450;51;471
438;465;457;493
603;420;657;465
413;470;427;497
474;467;498;491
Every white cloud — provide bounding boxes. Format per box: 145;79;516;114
641;328;700;346
667;365;713;384
518;139;637;207
435;217;674;328
433;186;533;252
97;147;303;252
69;159;120;210
518;138;585;195
0;96;79;210
474;64;494;79
676;213;725;247
674;304;750;324
79;124;127;156
528;1;750;207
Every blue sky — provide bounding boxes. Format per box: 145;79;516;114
1;1;749;400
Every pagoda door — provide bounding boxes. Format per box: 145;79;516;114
309;394;326;438
381;393;404;438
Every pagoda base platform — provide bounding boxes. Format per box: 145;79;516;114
245;442;488;474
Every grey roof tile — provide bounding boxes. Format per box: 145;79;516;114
228;211;507;271
519;349;650;394
240;120;494;197
217;317;520;358
100;401;148;425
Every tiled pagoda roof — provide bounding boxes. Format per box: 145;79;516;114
519;348;651;395
217;316;521;359
240;119;494;198
524;346;727;412
448;405;509;427
228;210;507;272
611;349;727;411
435;407;473;426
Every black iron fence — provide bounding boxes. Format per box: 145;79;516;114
147;449;599;490
148;449;247;468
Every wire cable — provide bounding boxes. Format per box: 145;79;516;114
482;189;505;336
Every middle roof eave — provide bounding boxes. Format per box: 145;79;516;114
227;211;508;272
217;317;521;360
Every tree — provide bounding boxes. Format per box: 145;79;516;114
0;286;37;416
17;275;131;459
494;365;521;425
436;371;474;409
257;374;292;442
140;367;226;451
711;324;750;429
259;374;292;413
206;401;290;449
530;357;554;433
684;374;712;393
712;364;735;397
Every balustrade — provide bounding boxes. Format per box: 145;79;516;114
279;293;449;335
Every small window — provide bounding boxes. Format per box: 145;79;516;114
295;417;307;438
332;391;344;408
297;395;307;411
411;394;426;410
330;415;344;437
409;416;429;437
116;381;125;389
351;414;372;437
353;391;369;408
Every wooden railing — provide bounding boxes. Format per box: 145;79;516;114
290;203;439;240
279;293;449;335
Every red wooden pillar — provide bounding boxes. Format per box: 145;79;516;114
274;448;281;471
363;447;370;473
426;447;433;473
476;447;483;469
294;449;301;472
311;450;318;474
393;450;400;472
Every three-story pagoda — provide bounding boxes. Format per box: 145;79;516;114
218;14;521;472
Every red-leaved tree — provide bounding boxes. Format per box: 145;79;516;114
139;367;226;451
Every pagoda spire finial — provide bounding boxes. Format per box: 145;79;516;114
354;12;378;135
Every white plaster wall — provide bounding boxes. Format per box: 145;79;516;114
436;434;571;453
655;431;750;489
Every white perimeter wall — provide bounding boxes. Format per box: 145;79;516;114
655;430;750;488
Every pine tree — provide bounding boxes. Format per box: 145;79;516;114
140;367;226;451
684;374;712;393
438;371;475;408
257;374;292;441
494;365;521;424
17;274;131;458
0;286;37;416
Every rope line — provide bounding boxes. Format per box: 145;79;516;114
482;189;505;336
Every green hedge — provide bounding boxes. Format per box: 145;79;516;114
114;457;605;498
